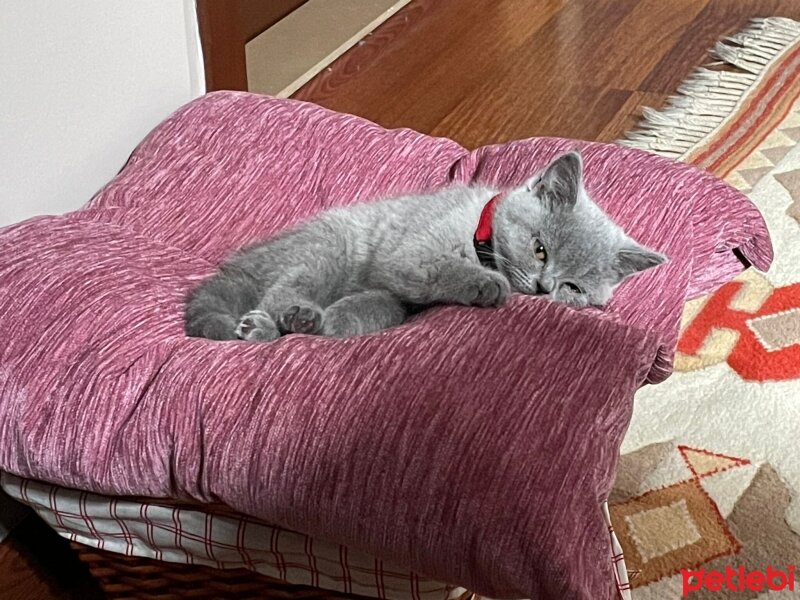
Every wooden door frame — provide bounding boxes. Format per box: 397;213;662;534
196;0;308;92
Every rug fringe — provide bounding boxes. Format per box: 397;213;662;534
619;17;800;158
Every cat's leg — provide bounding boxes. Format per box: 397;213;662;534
237;284;325;340
386;259;511;307
235;309;280;342
322;290;407;337
431;261;510;306
277;302;324;335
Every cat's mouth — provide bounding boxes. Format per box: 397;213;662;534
500;265;590;307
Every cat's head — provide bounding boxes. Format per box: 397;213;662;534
492;150;666;307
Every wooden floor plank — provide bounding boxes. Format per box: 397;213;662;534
426;0;657;145
594;90;669;142
642;0;800;94
430;83;633;148
585;0;710;90
294;0;569;133
296;0;800;145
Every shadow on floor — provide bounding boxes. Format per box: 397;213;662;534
0;514;104;600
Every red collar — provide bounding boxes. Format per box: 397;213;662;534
474;193;502;244
473;193;502;269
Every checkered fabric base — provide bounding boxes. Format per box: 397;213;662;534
605;503;632;599
1;473;629;600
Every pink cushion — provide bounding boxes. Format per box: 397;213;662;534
0;92;771;599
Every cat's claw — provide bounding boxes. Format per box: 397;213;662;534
279;304;323;334
235;310;280;341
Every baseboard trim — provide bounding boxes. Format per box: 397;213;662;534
246;0;411;98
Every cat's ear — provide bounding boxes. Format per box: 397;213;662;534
613;241;667;281
534;151;583;209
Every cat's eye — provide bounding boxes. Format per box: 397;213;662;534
532;239;547;262
562;282;583;294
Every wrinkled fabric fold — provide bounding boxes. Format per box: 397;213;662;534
0;92;772;599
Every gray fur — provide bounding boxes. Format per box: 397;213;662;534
185;151;666;341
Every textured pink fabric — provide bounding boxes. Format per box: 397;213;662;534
0;92;771;599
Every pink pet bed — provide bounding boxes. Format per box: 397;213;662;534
0;92;771;599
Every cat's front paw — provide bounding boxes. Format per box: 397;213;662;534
235;310;280;342
278;303;323;335
473;271;511;307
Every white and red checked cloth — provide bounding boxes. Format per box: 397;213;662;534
0;472;630;600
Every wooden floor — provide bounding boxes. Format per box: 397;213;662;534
294;0;800;147
5;1;800;599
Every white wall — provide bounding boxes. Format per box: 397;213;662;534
0;0;205;227
0;0;204;540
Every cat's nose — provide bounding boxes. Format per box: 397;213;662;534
535;281;552;295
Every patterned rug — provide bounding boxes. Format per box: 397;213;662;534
612;17;800;600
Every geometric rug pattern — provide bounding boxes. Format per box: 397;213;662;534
614;17;800;599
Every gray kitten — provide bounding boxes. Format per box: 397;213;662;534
185;151;665;341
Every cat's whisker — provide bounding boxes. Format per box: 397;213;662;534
477;251;527;287
477;249;513;269
475;251;508;267
511;267;536;293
